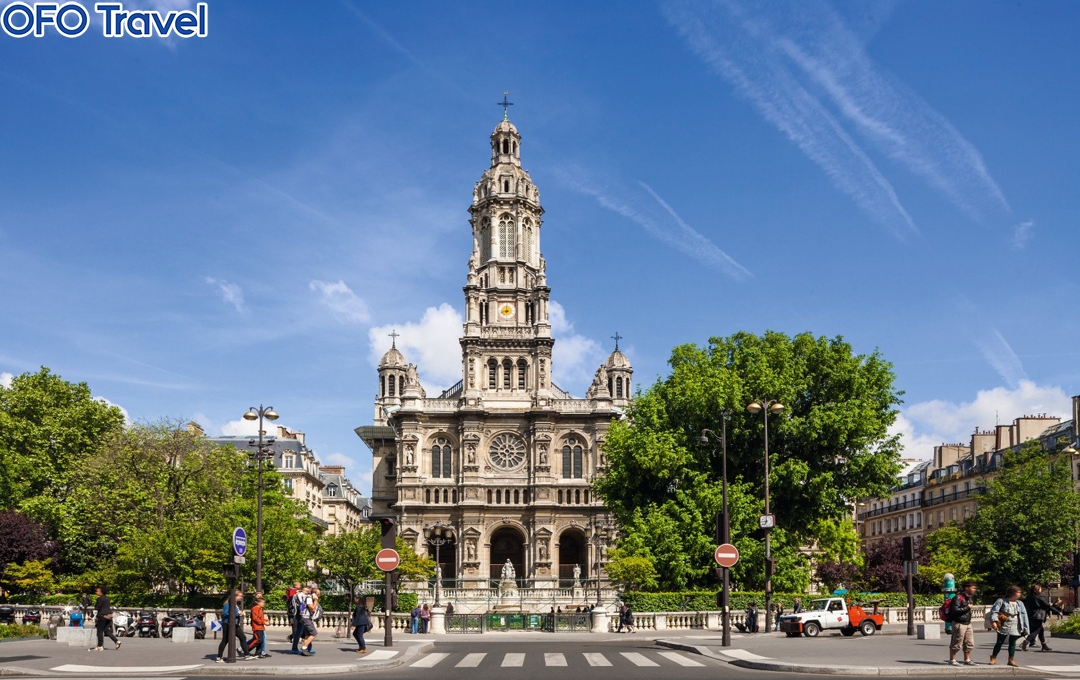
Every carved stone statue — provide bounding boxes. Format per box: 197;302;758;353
404;444;414;467
466;540;476;561
501;558;515;582
466;443;477;465
573;564;582;584
538;444;548;466
406;363;420;388
538;539;547;561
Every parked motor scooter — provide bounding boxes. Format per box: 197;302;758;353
0;605;15;624
21;608;42;626
111;610;134;637
135;610;159;638
190;611;207;640
68;607;84;627
161;611;185;638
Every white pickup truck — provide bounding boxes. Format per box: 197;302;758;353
778;597;883;637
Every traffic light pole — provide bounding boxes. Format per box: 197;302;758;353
384;570;393;648
226;574;237;663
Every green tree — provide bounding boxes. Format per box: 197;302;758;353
318;526;382;607
964;441;1080;594
2;559;56;595
603;548;660;591
595;331;902;591
0;368;125;524
920;525;979;589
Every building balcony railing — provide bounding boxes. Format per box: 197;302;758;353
857;498;922;520
922;487;983;507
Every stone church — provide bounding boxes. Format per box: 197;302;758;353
357;112;632;590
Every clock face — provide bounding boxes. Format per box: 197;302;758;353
759;514;776;529
499;303;515;319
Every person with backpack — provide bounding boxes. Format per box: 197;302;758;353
215;591;250;663
297;584;319;657
351;601;371;654
248;595;267;659
946;581;978;666
420;603;431;634
410;604;420;634
286;582;302;654
989;585;1030;667
1021;584;1061;652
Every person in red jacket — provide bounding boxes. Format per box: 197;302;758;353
248;596;267;659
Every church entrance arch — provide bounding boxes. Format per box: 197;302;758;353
557;528;586;588
489;526;525;585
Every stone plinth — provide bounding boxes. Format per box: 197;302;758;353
590;606;610;633
170;627;195;643
57;627;95;647
429;607;445;635
917;623;941;639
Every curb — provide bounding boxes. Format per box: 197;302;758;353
655;639;1044;676
0;642;434;677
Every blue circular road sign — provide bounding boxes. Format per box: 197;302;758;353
233;527;248;556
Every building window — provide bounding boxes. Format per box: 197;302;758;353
558;489;563;504
399;375;405;395
283;454;294;468
452;489;458;503
488;360;497;388
616;376;623;398
431;437;452;478
517;360;527;389
499;214;514;257
443;489;448;503
326;483;338;498
949;507;956;521
562;437;584;479
480;220;491;262
487;489;492;504
426;489;431;503
389;375;396;397
523;489;529;503
503;360;512;388
284;478;292;491
380;375;385;397
496;489;502;504
575;489;581;504
514;489;520;504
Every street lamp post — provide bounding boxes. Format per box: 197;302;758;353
424;523;454;607
701;411;732;647
590;526;609;609
243;405;279;594
747;398;784;633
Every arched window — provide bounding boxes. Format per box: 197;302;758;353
503;180;509;192
398;375;404;395
488;360;497;389
480;220;491;262
514;489;520;504
452;489;458;503
523;489;529;504
562;437;584;479
431;437;452;478
487;489;493;504
443;489;449;503
503;360;512;388
496;489;502;504
512;141;517;155
433;488;439;504
517;360;527;389
608;377;612;394
380;375;385;396
575;489;581;504
616;376;623;398
502;139;508;154
499;214;514;257
523;219;532;260
584;489;589;504
425;489;431;503
558;489;563;504
388;374;396;397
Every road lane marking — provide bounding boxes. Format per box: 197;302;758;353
457;653;486;667
545;652;567;666
621;652;660;667
410;652;449;667
658;651;705;667
363;650;398;660
502;653;525;667
584;653;612;666
723;649;771;660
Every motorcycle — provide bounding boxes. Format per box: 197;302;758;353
21;608;42;626
0;605;15;625
68;608;85;627
135;610;159;638
189;611;207;640
111;610;135;637
161;611;186;638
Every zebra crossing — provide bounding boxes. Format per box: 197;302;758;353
410;650;706;669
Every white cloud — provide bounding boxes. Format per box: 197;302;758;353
94;396;131;425
977;329;1027;388
0;372;12;388
556;165;751;280
548;300;606;392
309;279;371;324
892;380;1072;460
662;0;1010;234
1013;219;1034;250
221;417;267;437
205;277;245;312
368;303;463;390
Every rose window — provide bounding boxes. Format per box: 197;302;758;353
489;433;526;469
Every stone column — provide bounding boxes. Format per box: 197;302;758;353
590;606;610;634
430;606;446;635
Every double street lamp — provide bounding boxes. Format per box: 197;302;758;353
243;405;279;594
747;398;784;633
424;522;455;608
701;411;732;647
590;524;611;609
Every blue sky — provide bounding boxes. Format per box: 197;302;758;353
2;0;1078;495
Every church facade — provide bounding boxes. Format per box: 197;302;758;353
357;113;631;589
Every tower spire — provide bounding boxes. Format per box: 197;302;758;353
497;91;514;121
389;329;400;349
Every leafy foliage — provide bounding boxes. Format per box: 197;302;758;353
0;511;58;580
0;624;48;639
621;590;942;612
604;549;660;591
964;442;1080;594
921;525;980;588
596;331;902;591
2;559;56;594
862;536;930;593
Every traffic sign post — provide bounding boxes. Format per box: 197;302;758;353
226;527;245;664
376;548;400;571
714;543;739;568
375;548;400;648
232;527;248;556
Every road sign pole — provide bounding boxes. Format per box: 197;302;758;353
384;570;393;648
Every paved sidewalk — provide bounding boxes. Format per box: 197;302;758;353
658;629;1080;676
0;634;432;676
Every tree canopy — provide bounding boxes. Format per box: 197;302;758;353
595;331;903;591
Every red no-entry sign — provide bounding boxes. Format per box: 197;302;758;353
376;548;400;572
714;543;739;568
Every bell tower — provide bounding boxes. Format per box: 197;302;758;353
461;109;553;404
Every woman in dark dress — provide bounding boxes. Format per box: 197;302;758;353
351;602;371;654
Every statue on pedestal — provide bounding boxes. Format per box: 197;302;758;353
501;558;516;583
573;564;582;585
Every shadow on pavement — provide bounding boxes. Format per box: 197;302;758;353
0;655;47;663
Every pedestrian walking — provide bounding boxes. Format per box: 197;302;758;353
420;603;431;634
614;603;625;633
793;597;803;614
351;601;371;654
307;587;322;654
287;581;303;654
410;604;420;634
89;586;120;651
215;590;250;662
248;595;267;659
623;604;636;633
773;600;784;630
946;581;978;666
1021;584;1061;652
989;585;1030;667
80;592;91;624
298;582;319;657
745;601;759;633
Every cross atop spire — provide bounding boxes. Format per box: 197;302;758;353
389;329;400;349
497;91;514;121
611;332;623;351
